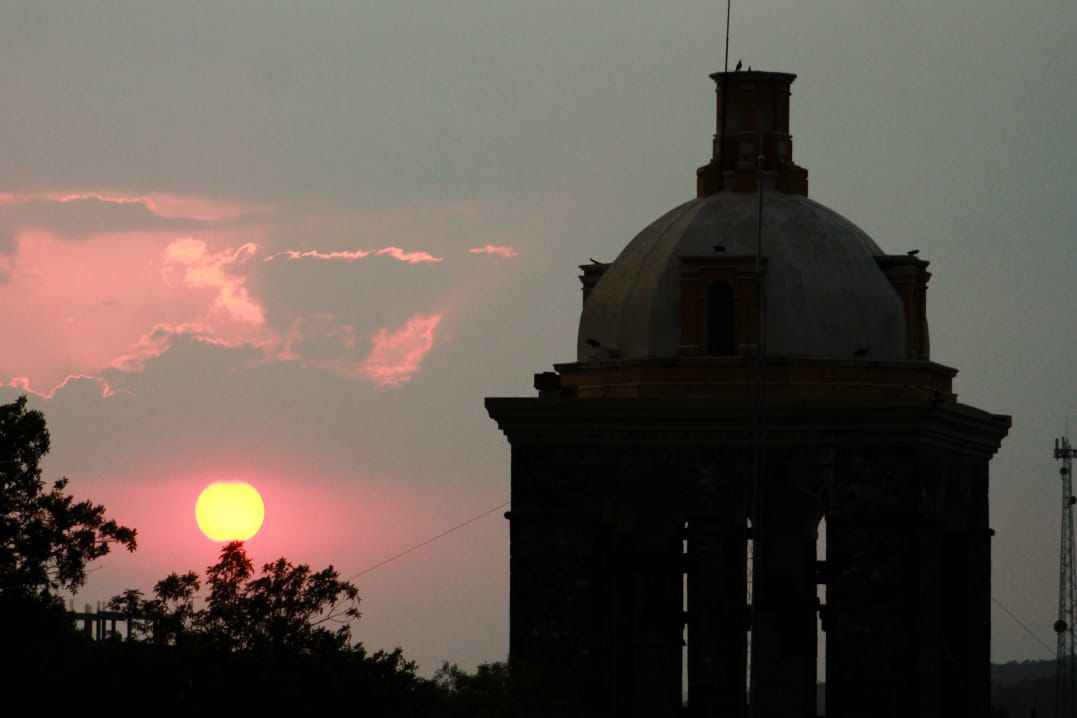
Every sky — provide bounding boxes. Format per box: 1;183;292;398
1;1;1075;673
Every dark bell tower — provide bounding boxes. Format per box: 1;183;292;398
487;68;1009;718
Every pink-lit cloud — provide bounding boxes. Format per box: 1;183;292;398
375;246;443;264
266;249;372;263
4;374;119;401
469;244;519;258
163;238;265;325
0;223;449;397
0;228;211;395
356;313;444;388
107;321;243;376
265;246;443;264
0;191;497;397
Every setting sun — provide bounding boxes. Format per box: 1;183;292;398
195;481;265;542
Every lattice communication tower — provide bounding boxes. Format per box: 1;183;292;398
1056;436;1077;718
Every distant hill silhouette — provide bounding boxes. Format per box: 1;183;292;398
809;660;1055;718
993;658;1056;686
991;658;1056;718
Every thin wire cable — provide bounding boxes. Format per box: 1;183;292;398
992;595;1057;658
748;149;767;716
347;501;510;581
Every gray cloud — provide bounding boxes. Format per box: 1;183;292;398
0;197;205;244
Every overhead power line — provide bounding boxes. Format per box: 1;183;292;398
993;595;1056;658
347;500;510;581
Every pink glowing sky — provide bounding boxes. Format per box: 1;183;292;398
0;190;515;397
0;183;531;670
1;2;1075;674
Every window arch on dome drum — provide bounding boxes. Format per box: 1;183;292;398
677;256;758;357
706;280;736;355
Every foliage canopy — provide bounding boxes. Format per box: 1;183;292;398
110;541;361;654
0;395;136;606
0;396;518;715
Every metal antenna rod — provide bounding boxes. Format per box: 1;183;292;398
716;1;733;179
724;0;731;74
1055;436;1077;718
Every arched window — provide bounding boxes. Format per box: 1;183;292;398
706;281;735;355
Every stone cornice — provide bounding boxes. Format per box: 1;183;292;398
485;397;1010;459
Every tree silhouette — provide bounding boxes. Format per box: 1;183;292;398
0;395;136;635
110;571;201;645
112;541;360;654
0;395;514;715
434;660;518;717
102;543;448;715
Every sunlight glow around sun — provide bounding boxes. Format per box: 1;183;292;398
195;481;265;542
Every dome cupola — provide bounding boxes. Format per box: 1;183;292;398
562;71;941;400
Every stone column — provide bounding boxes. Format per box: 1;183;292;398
749;466;821;718
826;447;942;718
687;515;748;717
507;449;606;716
607;485;685;718
940;457;991;718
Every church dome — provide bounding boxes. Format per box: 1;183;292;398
575;71;926;366
577;190;909;362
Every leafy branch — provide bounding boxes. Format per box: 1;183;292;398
110;541;362;655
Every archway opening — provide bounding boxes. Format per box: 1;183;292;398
817;514;827;716
683;522;689;707
747;516;754;705
706;280;735;355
